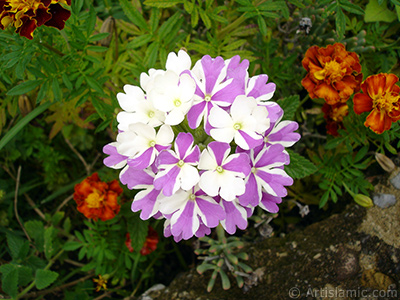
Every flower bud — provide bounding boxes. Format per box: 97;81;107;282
99;16;115;47
375;152;395;173
18;94;33;116
353;194;373;208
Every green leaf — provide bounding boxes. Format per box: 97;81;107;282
44;226;56;260
158;11;181;40
62;73;73;90
354;146;369;162
127;215;148;252
87;46;109;52
145;41;159;68
199;8;212;29
86;6;96;35
144;0;184;7
35;269;59;290
219;269;231;290
6;231;29;260
277;95;300;120
257;15;267;36
339;0;365;15
127;34;153;49
285;150;317;179
88;32;110;42
25;220;45;252
86;76;105;95
191;7;199;27
63;241;83;251
0;264;18;298
7;80;43;96
197;263;216;274
18;265;34;286
319;190;330;208
336;8;346;39
52;78;62;102
365;0;397;22
72;0;84;15
120;0;149;31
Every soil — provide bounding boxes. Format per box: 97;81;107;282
139;180;400;300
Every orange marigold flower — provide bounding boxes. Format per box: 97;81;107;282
125;226;159;256
353;73;400;134
0;0;71;40
322;102;349;136
73;173;123;221
302;43;363;105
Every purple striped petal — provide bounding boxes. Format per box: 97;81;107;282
254;144;286;168
154;165;181;196
267;121;301;147
103;144;128;168
237;130;263;150
260;192;282;213
184;145;200;164
120;167;155;189
201;55;225;94
247;75;276;100
127;147;154;169
238;173;260;207
195;222;211;238
171;200;198;240
131;188;161;219
207;141;230;166
187;101;206;129
156;150;179;168
196;196;225;227
226;55;249;81
220;200;248;234
222;153;250;176
257;170;293;197
175;132;194;159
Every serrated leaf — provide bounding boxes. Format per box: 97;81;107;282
0;264;18;298
18;265;34;286
339;0;365;15
336;8;346;39
6;231;29;260
277;95;300;120
365;0;397;22
127;216;148;252
52;78;62;102
25;220;45;252
144;0;184;7
63;241;83;251
199;8;212;29
44;226;57;260
120;0;149;30
35;269;59;290
285;150;317;179
158;11;181;40
7;80;43;96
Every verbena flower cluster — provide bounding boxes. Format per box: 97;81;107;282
103;50;300;242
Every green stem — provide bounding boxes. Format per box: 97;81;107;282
342;182;355;198
217;14;248;39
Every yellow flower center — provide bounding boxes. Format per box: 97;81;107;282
374;92;400;113
85;189;104;208
314;60;345;83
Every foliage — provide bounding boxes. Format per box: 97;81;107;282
1;0;400;297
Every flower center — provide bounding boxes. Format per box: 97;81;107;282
233;123;242;130
251;167;257;174
314;60;344;82
204;95;212;102
189;193;196;201
148;111;155;118
149;140;156;147
85;189;104;208
216;166;223;173
375;92;400;112
177;160;185;167
174;99;182;107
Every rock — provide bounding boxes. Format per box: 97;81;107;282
149;183;400;300
372;193;397;208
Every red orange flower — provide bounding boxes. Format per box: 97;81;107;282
302;43;363;105
0;0;71;40
125;226;159;256
353;73;400;134
322;102;349;136
73;173;123;221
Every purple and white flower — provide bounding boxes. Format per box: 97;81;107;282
103;50;301;241
154;132;200;196
198;141;251;201
209;95;269;150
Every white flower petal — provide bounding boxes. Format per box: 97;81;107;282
156;124;174;145
179;165;200;190
199;171;220;197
